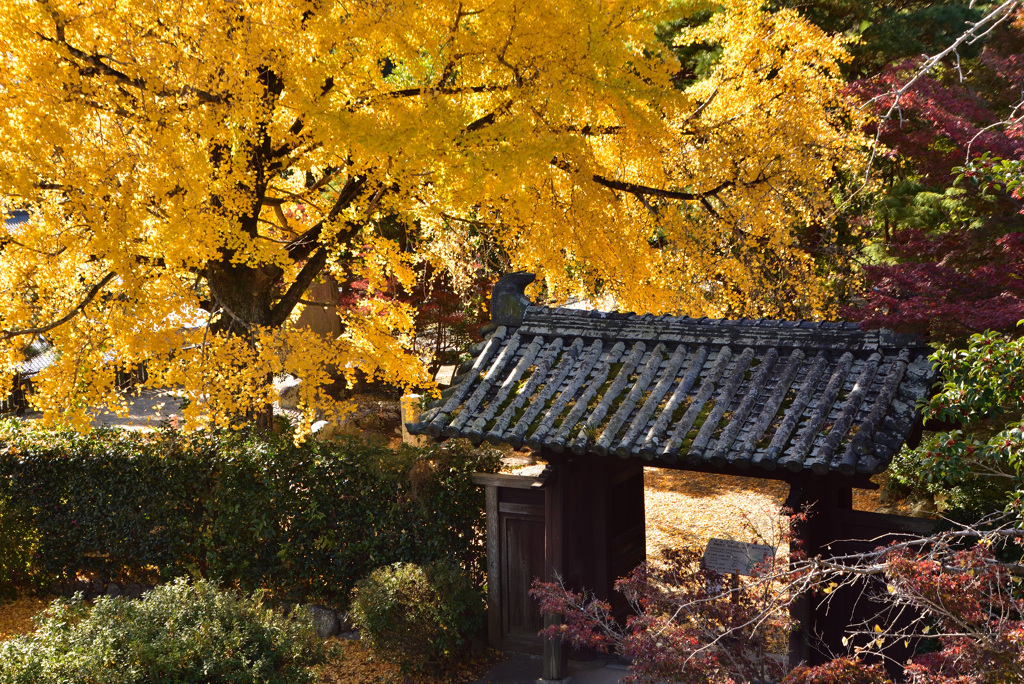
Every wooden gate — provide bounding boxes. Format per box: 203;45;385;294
473;458;646;655
474;471;549;653
789;480;937;674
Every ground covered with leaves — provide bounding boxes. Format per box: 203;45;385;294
644;468;881;556
0;596;47;641
317;639;499;684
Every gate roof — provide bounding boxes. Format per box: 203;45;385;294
408;273;934;478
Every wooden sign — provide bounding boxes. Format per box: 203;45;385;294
702;538;775;576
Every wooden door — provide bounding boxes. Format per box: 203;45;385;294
498;486;547;652
473;472;550;653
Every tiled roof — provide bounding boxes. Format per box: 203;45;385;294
4;210;29;228
17;339;56;376
408;275;934;477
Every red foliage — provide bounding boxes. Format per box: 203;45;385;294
849;56;1024;182
408;264;493;373
784;657;891;684
532;522;1024;684
335;259;494;373
844;16;1024;336
531;549;790;684
849;229;1024;335
884;545;1024;684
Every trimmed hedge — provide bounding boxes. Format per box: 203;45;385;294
0;422;499;604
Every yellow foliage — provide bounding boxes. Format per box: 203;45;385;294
0;0;865;432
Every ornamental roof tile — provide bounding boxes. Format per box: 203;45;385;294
407;273;934;477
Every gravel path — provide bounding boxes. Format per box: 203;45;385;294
89;389;185;429
15;388;185;429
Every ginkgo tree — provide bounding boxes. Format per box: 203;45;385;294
0;0;864;432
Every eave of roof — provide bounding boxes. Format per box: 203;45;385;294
408;276;934;478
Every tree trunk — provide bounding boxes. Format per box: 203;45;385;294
205;260;280;333
205;259;284;433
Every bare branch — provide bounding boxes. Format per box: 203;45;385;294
859;0;1023;183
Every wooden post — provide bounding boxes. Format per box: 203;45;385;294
786;481;814;668
787;478;856;668
542;463;568;681
542;612;566;681
400;394;428;446
485;483;501;649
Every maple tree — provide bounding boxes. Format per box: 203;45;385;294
532;547;791;684
534;516;1024;684
0;0;863;431
842;5;1024;337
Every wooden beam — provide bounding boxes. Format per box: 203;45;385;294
542;464;567;681
485;484;501;650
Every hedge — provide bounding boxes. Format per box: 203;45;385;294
0;421;499;605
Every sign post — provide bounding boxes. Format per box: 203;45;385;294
702;538;775;576
702;538;776;606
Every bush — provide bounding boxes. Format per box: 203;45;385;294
0;578;326;683
784;658;891;684
0;422;499;604
0;494;38;599
351;560;483;673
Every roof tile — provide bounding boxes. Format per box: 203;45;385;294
408;284;934;476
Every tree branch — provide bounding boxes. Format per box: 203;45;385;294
270;78;335;161
370;83;508;104
564;124;624;136
550;157;738;203
594;171;735;202
268;247;330;327
465;111;496;132
2;271;117;340
38;5;223;105
858;0;1023;185
285;174;367;261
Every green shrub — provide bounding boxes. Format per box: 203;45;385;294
0;577;326;683
888;442;1013;519
351;560;484;673
0;493;38;598
0;421;499;604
